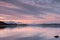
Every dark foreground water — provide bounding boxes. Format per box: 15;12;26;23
0;26;60;40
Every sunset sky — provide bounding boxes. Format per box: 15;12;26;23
0;0;60;24
1;0;60;40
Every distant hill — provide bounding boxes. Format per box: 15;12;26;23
0;21;18;29
5;21;17;24
0;21;28;29
0;21;8;25
37;23;60;28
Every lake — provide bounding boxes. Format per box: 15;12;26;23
0;26;60;40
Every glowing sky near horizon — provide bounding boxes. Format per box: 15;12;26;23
0;0;60;24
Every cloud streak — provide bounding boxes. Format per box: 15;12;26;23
0;0;60;24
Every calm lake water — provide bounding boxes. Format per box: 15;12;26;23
0;26;60;40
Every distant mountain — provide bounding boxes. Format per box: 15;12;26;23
0;21;8;25
0;21;18;29
0;21;28;29
5;21;25;24
5;21;17;24
37;23;60;28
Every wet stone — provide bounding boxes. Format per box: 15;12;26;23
54;35;59;38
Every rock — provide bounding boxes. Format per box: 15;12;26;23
54;35;59;38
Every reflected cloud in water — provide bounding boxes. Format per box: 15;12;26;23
0;26;60;40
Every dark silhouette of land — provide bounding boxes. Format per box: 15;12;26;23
37;23;60;28
0;21;60;29
0;21;8;29
0;21;28;29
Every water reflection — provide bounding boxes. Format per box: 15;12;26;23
0;26;60;40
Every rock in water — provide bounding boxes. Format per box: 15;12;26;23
54;35;59;38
